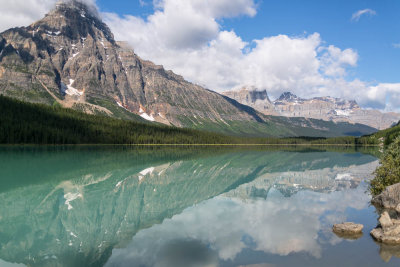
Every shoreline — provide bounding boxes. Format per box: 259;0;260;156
0;143;380;147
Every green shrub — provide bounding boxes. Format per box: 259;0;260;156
369;135;400;196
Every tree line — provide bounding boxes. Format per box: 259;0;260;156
0;95;397;145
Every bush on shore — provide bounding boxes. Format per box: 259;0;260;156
369;136;400;196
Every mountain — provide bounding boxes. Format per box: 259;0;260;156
222;86;278;116
276;91;304;102
0;1;377;138
223;87;400;130
0;1;255;126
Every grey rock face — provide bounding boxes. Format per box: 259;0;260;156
372;183;400;210
275;93;400;130
222;86;278;115
223;87;400;130
276;91;304;103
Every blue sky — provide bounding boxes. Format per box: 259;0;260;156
225;0;400;83
97;0;400;84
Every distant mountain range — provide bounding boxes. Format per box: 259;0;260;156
0;1;381;138
223;86;400;130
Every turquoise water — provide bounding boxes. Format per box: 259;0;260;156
0;146;398;267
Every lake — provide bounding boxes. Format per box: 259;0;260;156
0;146;399;267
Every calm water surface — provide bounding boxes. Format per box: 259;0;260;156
0;146;399;267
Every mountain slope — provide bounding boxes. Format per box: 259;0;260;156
0;1;259;125
223;87;400;130
358;121;400;146
0;95;261;144
0;1;377;138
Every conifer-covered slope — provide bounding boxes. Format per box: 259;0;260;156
0;1;377;138
0;95;379;144
0;95;253;144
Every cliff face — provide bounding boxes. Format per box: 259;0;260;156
0;1;258;126
223;88;400;130
222;86;278;116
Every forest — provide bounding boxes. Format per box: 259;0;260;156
0;95;397;145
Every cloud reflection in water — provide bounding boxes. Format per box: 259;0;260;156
106;161;378;266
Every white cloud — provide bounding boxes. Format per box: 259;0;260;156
351;8;376;22
0;0;399;111
320;45;358;77
105;161;377;266
0;0;97;33
103;1;400;111
0;0;56;32
393;43;400;49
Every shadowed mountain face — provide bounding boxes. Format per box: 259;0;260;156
0;1;378;138
0;146;379;267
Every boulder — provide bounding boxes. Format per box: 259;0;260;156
372;183;400;210
379;211;393;228
395;203;400;214
371;227;400;245
384;224;400;236
332;222;363;238
371;211;400;245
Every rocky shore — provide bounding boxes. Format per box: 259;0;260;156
332;183;400;244
370;183;400;244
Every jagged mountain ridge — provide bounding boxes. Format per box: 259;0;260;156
0;1;378;137
223;86;400;130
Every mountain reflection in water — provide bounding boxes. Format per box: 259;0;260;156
0;146;397;266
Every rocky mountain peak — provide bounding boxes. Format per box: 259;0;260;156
276;92;303;102
239;86;271;103
28;0;114;44
222;86;277;115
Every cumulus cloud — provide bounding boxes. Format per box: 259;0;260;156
0;0;399;111
351;8;376;22
0;0;56;32
102;1;400;111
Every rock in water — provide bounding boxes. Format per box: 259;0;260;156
371;228;400;245
371;211;400;245
332;222;363;239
